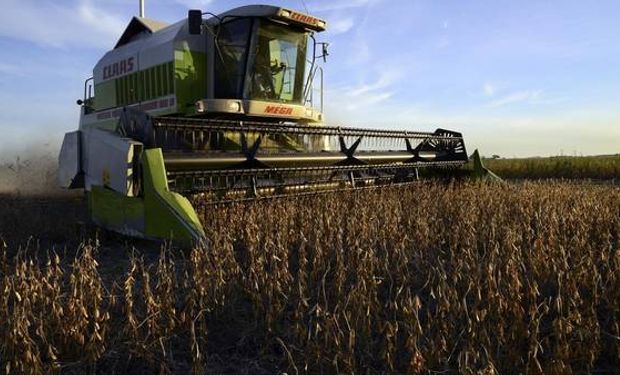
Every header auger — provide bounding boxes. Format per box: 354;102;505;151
58;5;494;245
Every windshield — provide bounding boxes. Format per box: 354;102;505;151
248;21;308;103
214;18;252;99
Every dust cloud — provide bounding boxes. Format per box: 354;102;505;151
0;148;68;196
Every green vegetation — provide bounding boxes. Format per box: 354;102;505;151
484;154;620;180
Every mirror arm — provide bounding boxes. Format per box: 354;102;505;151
188;9;203;35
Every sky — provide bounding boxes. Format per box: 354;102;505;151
0;0;618;158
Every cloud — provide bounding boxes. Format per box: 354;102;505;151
325;70;401;114
349;91;393;109
329;17;355;35
339;91;393;111
483;83;496;97
488;90;542;108
436;36;450;49
309;0;375;12
173;0;214;9
0;0;126;49
78;1;127;43
0;63;25;77
348;73;398;97
343;39;371;64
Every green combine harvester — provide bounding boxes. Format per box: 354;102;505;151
58;5;493;245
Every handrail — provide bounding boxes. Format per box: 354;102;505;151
318;66;324;113
83;77;94;102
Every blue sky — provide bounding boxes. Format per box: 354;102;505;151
0;0;618;157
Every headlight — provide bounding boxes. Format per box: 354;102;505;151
228;101;241;112
195;100;206;113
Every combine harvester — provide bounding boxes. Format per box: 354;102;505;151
58;4;493;244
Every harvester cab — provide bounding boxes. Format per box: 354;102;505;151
58;5;480;245
190;6;328;123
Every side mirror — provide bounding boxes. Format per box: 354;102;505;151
321;43;329;62
188;9;202;35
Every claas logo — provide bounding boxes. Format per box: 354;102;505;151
103;57;135;80
289;12;319;26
